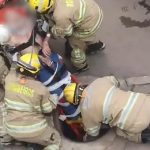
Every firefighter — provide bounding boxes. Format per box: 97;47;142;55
4;53;61;150
27;0;105;72
63;76;150;143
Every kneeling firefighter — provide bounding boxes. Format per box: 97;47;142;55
27;0;105;72
4;53;61;150
64;76;150;143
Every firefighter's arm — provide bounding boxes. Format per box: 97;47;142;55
81;103;110;142
51;15;73;38
41;89;56;113
81;105;101;141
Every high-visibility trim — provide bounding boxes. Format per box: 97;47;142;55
103;86;116;124
83;6;103;34
86;126;100;136
34;105;41;112
75;0;86;25
51;24;73;37
117;93;140;129
45;144;60;150
64;24;73;36
48;72;71;92
42;102;53;113
5;98;33;112
34;102;53;113
5;119;48;133
74;6;103;38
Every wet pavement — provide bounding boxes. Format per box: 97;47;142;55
4;0;150;149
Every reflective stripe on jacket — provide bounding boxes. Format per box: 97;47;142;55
4;70;56;138
80;76;150;141
5;119;48;134
51;0;103;38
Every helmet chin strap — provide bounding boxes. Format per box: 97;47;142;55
28;27;37;72
17;27;37;72
29;27;35;65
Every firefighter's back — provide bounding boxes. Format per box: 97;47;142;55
4;69;49;139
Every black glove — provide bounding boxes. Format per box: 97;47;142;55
141;128;150;143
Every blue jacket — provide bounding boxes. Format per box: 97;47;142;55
37;53;80;120
37;53;71;99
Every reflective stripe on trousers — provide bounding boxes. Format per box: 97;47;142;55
117;93;140;129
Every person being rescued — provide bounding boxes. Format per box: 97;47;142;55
63;76;150;143
4;53;61;150
37;45;84;141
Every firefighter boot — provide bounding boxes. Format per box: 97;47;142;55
71;48;89;73
86;41;105;54
141;128;150;143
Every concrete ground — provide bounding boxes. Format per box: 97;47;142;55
4;0;150;149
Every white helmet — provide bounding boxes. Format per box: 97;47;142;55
0;25;10;44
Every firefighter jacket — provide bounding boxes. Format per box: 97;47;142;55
50;0;103;38
4;69;56;138
80;76;150;142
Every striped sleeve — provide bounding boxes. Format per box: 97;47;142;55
51;13;73;38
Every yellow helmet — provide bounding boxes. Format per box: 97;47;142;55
64;83;84;105
27;0;54;13
17;53;41;74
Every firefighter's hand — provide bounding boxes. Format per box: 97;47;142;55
39;55;52;67
42;34;51;57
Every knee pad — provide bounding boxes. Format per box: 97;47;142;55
71;49;86;68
